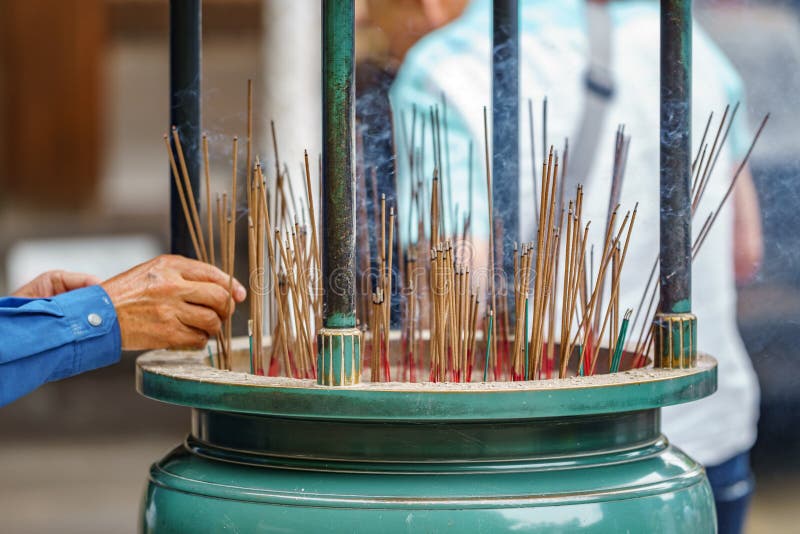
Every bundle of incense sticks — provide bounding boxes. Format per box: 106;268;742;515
352;100;641;382
399;250;421;382
167;80;322;377
165;127;238;370
250;144;321;378
391;100;767;382
369;195;396;382
491;142;636;381
427;241;479;382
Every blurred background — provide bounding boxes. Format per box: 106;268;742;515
0;0;798;532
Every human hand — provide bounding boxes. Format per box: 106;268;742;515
12;271;102;299
100;254;247;351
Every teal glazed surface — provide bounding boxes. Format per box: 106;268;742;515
137;346;718;533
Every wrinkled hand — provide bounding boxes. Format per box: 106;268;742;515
12;270;102;299
101;255;246;351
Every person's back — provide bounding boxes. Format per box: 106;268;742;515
390;0;759;530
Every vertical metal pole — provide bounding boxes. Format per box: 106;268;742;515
657;0;696;368
169;0;202;257
318;0;361;385
492;0;519;316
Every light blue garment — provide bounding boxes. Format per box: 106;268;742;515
0;285;121;407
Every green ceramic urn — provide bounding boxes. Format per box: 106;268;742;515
136;341;717;533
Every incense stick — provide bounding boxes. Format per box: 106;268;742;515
171;127;209;263
483;107;498;378
165;134;202;260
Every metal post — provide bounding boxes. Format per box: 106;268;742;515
492;0;519;315
317;0;361;385
169;0;202;257
657;0;696;368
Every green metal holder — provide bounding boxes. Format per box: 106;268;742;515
657;0;698;369
136;342;717;532
317;326;362;385
654;312;697;369
318;0;360;386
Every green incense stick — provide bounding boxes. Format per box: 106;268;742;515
611;310;633;373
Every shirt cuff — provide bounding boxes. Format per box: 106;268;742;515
49;285;121;380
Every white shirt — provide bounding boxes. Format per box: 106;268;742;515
391;0;759;466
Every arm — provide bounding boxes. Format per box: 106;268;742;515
732;165;763;284
701;30;762;284
0;255;246;407
0;286;120;407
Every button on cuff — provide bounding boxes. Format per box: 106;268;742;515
88;313;103;327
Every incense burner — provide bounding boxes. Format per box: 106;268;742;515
137;339;717;533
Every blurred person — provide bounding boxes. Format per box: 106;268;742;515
1;255;246;407
356;0;469;321
389;0;762;532
355;0;470;215
356;0;469;67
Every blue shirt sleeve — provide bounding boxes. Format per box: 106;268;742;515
0;285;121;407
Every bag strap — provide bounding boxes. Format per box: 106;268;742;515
565;0;616;192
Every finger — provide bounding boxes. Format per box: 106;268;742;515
232;279;246;302
11;278;39;298
182;281;235;319
171;255;247;301
176;303;223;337
58;271;102;292
169;325;209;350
